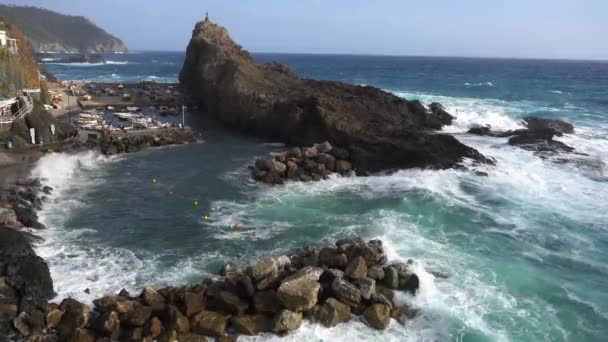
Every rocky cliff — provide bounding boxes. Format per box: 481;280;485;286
180;19;489;172
0;5;127;53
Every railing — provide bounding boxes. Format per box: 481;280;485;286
0;95;34;126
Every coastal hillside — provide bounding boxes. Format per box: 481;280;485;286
0;5;127;53
0;22;40;97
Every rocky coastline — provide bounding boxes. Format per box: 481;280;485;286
1;179;422;342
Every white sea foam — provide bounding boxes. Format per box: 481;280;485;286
392;91;526;132
464;81;494;87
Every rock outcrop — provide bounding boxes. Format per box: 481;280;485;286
6;238;423;340
180;19;490;172
468;117;576;154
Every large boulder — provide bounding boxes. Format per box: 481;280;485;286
190;310;230;337
277;267;322;312
330;278;361;307
364;304;391;330
253;290;282;314
523;117;574;134
272;309;302;333
230;314;272;335
180;19;489;172
313;298;351;328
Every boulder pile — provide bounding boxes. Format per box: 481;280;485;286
252;142;355;184
10;238;422;341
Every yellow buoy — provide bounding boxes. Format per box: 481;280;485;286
193;199;199;206
203;215;209;221
152;178;157;184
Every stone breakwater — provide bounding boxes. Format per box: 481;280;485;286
97;128;195;156
252;142;355;184
6;236;422;341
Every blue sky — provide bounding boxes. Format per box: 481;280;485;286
5;0;608;59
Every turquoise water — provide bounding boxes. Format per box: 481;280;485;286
35;54;608;341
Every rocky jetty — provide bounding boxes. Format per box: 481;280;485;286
468;117;576;154
180;19;490;172
252;141;355;184
98;128;195;156
5;237;422;341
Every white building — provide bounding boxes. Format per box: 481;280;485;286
0;30;18;53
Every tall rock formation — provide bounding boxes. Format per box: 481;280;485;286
180;19;489;171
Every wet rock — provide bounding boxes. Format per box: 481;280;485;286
330;278;361;307
114;300;135;314
118;288;131;298
120;304;152;326
253;290;282;314
45;308;63;329
140;287;165;306
356;277;376;300
251;257;279;283
0;207;18;226
427;102;455;128
286;161;298;179
178;332;209;342
345;256;367;279
277;267;322;312
313;298;351;327
318;247;348;269
57;299;90;340
162;305;190;333
207;291;248;315
272;309;303;333
523;117;574;134
364;304;391;330
67;328;96;342
382;267;399;289
316;141;333;154
220;262;239;276
319;269;344;283
182;291;205;317
230;314;273;335
144;316;163;339
367;266;385;280
190;310;230;337
285;147;302;159
91;311;120;339
225;272;255;299
93;296;125;313
335;160;353;173
396;304;422;325
13;312;30;336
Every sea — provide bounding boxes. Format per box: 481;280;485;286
33;52;608;341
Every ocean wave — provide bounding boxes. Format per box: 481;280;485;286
46;61;130;67
391;90;526;132
551;90;564;94
464;82;494;87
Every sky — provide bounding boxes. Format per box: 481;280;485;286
3;0;608;60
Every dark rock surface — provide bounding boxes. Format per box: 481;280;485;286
467;117;577;155
180;19;490;172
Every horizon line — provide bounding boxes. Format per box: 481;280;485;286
128;49;608;63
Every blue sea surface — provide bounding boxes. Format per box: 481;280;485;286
37;52;608;342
